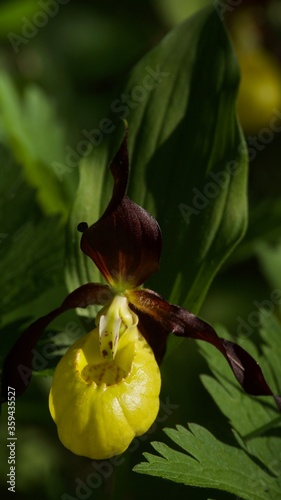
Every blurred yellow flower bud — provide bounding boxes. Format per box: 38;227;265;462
236;48;281;133
49;320;161;459
229;8;281;133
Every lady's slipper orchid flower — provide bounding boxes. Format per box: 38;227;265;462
1;131;280;459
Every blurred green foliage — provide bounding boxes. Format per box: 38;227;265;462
0;1;281;499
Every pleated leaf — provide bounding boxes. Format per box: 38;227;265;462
66;5;248;318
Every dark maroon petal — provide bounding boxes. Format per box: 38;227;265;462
128;289;281;410
129;305;169;364
79;133;162;288
0;283;112;404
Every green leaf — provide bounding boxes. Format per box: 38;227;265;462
66;5;248;319
0;145;65;328
124;6;247;313
32;369;55;378
154;0;212;27
134;423;280;500
259;312;281;396
227;199;281;265
0;1;39;34
199;319;281;438
134;316;281;499
0;72;75;218
199;317;281;498
65;126;125;317
255;240;281;291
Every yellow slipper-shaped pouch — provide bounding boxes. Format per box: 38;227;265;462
49;324;161;459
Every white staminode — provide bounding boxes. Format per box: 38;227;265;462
97;295;138;359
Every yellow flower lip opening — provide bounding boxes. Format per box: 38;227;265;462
79;311;136;387
81;360;128;386
49;300;161;459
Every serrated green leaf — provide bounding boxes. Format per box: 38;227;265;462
134;315;281;498
66;5;248;320
199;320;281;438
202;373;280;439
198;316;281;498
134;423;279;500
